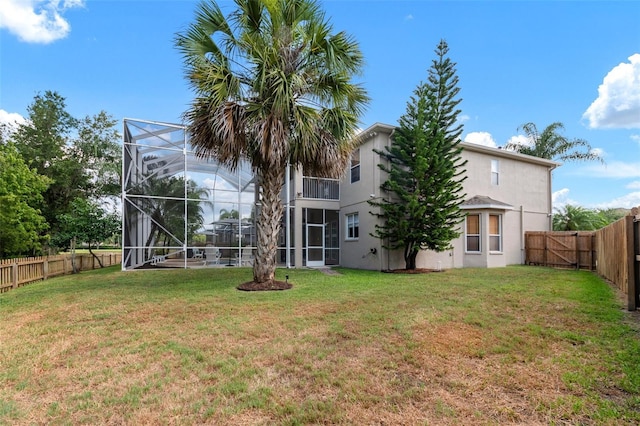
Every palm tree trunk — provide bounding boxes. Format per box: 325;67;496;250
253;166;285;284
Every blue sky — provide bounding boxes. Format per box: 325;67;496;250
1;0;639;210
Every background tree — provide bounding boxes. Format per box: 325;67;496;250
505;122;603;163
219;209;239;220
370;40;467;270
553;204;627;231
9;91;122;248
597;207;628;224
128;174;206;260
73;111;123;200
56;198;121;269
0;143;51;258
176;0;368;288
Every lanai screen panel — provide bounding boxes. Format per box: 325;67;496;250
122;118;255;270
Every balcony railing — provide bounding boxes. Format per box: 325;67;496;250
302;177;340;200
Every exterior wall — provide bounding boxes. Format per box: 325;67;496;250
286;122;556;270
340;126;394;270
338;123;556;270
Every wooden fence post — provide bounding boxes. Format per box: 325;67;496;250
12;262;18;289
574;232;579;270
633;209;640;310
626;215;637;311
43;258;49;280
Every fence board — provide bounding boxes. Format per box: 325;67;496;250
595;218;629;298
525;231;595;270
0;252;121;293
527;207;639;311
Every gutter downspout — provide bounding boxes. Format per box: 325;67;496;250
548;165;556;230
121;120;126;271
285;163;291;268
520;205;525;264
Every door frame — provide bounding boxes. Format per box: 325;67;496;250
306;223;325;267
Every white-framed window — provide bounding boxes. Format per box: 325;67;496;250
465;213;481;253
489;214;502;252
346;212;359;240
350;149;360;183
491;159;499;185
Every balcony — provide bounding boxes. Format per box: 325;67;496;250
302;177;340;200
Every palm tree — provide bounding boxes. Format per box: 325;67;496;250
176;0;369;288
553;205;607;231
129;174;206;260
505;122;603;163
219;208;239;220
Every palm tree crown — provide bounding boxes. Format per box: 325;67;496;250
505;122;603;163
176;0;369;286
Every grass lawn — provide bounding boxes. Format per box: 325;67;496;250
1;266;639;425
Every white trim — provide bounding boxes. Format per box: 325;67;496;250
489;213;503;253
460;203;514;211
465;213;481;253
345;212;359;240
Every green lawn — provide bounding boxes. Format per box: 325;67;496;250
1;266;639;425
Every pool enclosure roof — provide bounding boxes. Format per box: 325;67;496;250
123;118;255;192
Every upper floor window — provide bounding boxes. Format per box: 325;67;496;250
489;214;502;252
465;214;480;253
346;212;359;240
491;159;499;185
350;149;360;183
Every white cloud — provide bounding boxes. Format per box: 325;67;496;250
626;181;640;190
505;134;532;148
551;187;638;210
404;14;414;21
463;131;497;148
590;147;606;158
0;109;26;127
0;0;84;44
579;161;640;178
552;188;570;203
0;109;26;139
583;53;640;129
593;192;640;210
632;134;640;145
552;188;580;209
458;114;470;123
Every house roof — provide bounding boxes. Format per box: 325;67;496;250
358;122;561;170
459;141;560;169
461;195;515;210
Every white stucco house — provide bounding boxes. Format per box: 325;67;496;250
121;119;558;271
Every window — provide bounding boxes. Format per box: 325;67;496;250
350;149;360;183
491;159;499;185
466;214;480;252
489;214;502;252
346;212;359;239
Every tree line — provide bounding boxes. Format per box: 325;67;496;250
0;91;121;261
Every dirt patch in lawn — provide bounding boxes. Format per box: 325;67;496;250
237;280;292;291
385;268;444;274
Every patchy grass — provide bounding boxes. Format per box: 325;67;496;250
1;266;639;425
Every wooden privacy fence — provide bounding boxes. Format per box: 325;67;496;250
0;253;121;293
525;231;596;270
525;206;640;311
594;208;639;311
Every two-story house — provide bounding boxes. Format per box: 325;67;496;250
121;119;558;271
286;122;558;270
